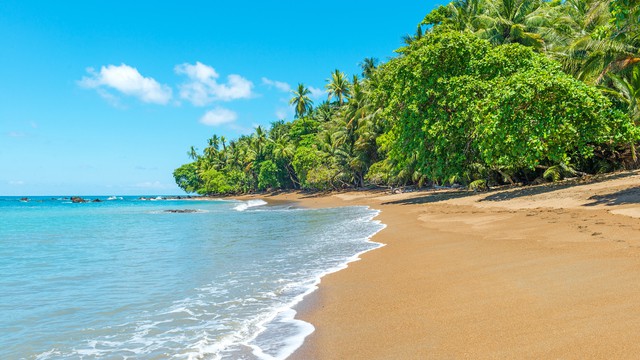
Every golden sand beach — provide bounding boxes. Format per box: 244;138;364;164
241;170;640;359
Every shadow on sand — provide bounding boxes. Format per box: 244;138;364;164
382;171;640;206
584;186;640;207
381;190;476;205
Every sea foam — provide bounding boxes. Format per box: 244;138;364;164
233;199;268;211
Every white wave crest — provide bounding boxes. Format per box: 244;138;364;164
233;199;268;212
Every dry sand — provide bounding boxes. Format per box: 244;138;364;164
241;170;640;359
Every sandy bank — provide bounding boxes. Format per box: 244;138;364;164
240;170;640;359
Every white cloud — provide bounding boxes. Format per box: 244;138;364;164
175;62;253;105
79;64;172;104
200;107;238;126
309;86;326;99
262;77;291;92
8;180;25;186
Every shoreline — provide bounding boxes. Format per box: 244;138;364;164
237;170;640;359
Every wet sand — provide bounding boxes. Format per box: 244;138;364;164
240;170;640;359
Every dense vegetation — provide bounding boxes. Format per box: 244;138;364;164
174;0;640;194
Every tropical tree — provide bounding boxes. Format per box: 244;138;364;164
289;83;314;118
326;69;351;105
359;57;379;79
372;30;636;186
607;65;640;162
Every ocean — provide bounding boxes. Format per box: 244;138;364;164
0;196;384;359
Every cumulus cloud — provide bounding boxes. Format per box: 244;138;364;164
175;62;253;105
309;86;326;99
262;77;291;92
200;107;238;126
79;64;172;104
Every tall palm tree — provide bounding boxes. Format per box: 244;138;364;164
326;69;351;106
270;133;299;188
289;83;314;118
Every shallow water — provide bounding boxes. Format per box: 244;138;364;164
0;196;383;359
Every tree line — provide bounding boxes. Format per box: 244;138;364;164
174;0;640;194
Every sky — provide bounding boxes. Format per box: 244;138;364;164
0;1;439;196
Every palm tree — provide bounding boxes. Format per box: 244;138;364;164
326;69;351;106
187;146;199;161
252;126;267;159
555;0;639;83
607;65;640;162
313;101;335;123
483;0;547;50
289;83;314;118
359;57;379;79
402;26;425;45
270;133;299;188
437;0;486;33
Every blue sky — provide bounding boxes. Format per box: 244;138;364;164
0;1;438;196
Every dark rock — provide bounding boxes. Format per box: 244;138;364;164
71;196;87;203
163;209;198;213
92;199;102;203
20;197;29;202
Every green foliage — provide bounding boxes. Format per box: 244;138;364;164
199;168;236;195
257;160;281;190
469;179;489;191
543;163;577;181
292;144;325;189
173;6;639;194
173;163;201;193
375;31;636;187
365;160;396;185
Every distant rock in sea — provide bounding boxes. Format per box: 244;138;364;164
20;197;29;202
71;196;87;203
163;209;198;213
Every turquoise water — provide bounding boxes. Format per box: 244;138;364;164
0;196;384;359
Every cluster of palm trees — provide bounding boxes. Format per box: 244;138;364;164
174;0;639;194
173;61;385;194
